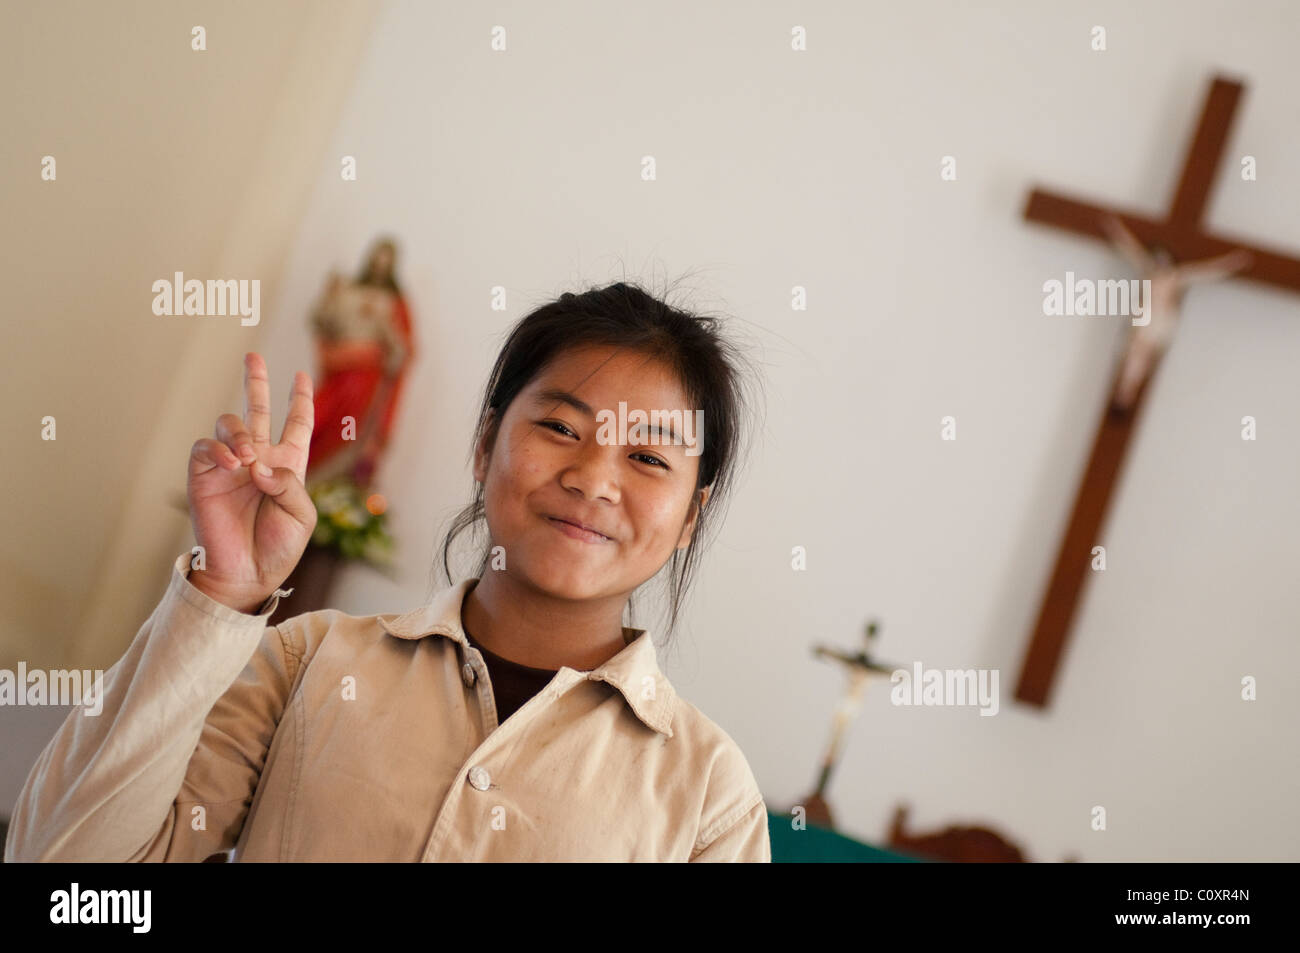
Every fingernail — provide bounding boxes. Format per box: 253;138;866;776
255;462;272;477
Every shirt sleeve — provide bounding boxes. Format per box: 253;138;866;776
689;795;772;863
3;553;301;863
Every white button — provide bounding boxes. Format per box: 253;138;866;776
468;766;491;791
461;662;476;687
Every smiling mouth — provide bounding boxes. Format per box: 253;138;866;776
546;517;612;543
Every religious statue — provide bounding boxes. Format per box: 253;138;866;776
797;620;901;829
1100;213;1253;411
306;238;415;489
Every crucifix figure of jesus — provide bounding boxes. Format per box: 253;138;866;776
1101;213;1254;411
796;620;901;829
1016;74;1300;707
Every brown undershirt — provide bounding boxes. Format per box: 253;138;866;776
463;629;559;725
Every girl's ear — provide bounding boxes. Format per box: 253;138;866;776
675;484;711;550
472;410;499;484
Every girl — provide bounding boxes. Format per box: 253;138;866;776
5;281;769;862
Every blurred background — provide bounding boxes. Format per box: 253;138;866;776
2;0;1298;861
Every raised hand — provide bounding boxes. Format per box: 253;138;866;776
185;352;317;614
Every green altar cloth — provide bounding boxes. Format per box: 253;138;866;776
767;806;924;862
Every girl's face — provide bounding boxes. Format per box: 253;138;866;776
472;344;710;602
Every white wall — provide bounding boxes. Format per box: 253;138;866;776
8;0;1299;860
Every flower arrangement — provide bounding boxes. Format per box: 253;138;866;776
307;478;395;567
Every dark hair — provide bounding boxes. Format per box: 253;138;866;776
434;277;761;643
358;237;401;295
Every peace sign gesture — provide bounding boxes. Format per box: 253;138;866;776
186;352;317;614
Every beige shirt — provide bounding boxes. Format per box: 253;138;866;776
5;552;770;863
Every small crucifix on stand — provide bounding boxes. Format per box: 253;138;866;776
1017;74;1300;707
797;620;901;830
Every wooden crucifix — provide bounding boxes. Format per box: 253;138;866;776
1017;74;1300;707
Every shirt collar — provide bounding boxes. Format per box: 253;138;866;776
377;578;676;737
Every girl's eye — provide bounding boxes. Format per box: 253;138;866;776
542;420;669;470
541;420;575;437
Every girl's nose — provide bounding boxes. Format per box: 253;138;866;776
560;446;621;504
